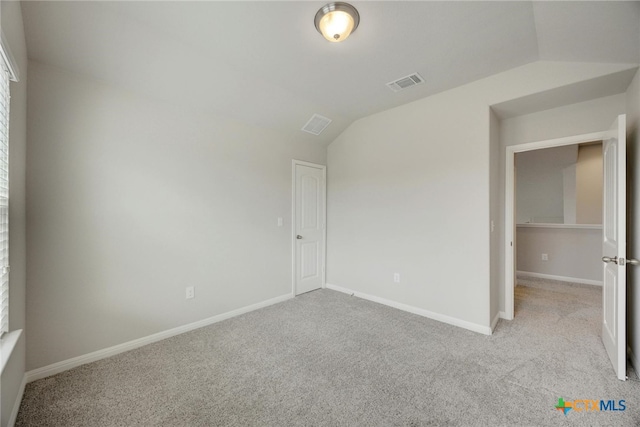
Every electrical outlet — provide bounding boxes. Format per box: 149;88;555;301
393;273;400;283
541;253;549;261
186;286;195;299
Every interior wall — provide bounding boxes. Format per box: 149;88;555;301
500;94;626;147
327;96;490;330
516;226;602;282
489;109;500;323
515;145;577;224
563;164;577;224
0;2;28;426
499;93;626;312
626;69;640;372
26;61;326;371
575;144;603;224
327;61;634;331
515;143;602;225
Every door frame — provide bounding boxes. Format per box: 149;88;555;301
504;130;607;319
291;159;327;296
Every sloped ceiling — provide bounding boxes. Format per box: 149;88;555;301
20;1;640;145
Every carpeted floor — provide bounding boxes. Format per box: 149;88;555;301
16;279;640;426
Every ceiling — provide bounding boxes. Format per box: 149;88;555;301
20;1;640;145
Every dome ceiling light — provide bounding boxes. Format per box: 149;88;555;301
314;2;360;43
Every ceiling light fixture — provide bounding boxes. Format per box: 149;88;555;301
314;2;360;43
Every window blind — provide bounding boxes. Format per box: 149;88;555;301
0;60;9;335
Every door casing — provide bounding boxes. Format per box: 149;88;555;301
504;130;609;320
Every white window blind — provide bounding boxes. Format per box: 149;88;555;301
0;60;9;335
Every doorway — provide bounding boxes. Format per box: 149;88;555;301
512;142;605;371
504;115;627;380
504;130;609;319
292;160;326;296
514;142;603;286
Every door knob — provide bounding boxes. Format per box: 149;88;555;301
296;235;303;239
602;256;619;264
628;258;639;266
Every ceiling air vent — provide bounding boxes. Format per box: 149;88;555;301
301;114;332;136
386;73;424;92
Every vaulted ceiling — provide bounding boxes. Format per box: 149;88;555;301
21;1;640;144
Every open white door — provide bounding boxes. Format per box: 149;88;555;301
293;161;326;295
601;114;626;381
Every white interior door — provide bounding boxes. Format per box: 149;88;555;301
293;161;325;295
602;114;626;381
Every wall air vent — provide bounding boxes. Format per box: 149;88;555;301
301;114;332;136
386;73;425;92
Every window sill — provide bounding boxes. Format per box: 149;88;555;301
516;223;602;230
1;329;22;375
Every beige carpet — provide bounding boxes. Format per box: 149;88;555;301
16;278;640;426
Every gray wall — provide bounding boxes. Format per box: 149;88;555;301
516;226;602;282
489;109;500;323
501;94;626;147
26;61;326;370
515;145;577;224
575;144;603;224
627;69;640;372
515;143;603;226
0;2;28;426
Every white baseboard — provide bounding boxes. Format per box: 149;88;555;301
325;283;492;335
8;374;26;427
499;311;510;320
517;271;602;287
25;293;293;383
491;312;501;332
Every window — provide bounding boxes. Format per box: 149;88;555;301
0;58;9;335
0;32;17;336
